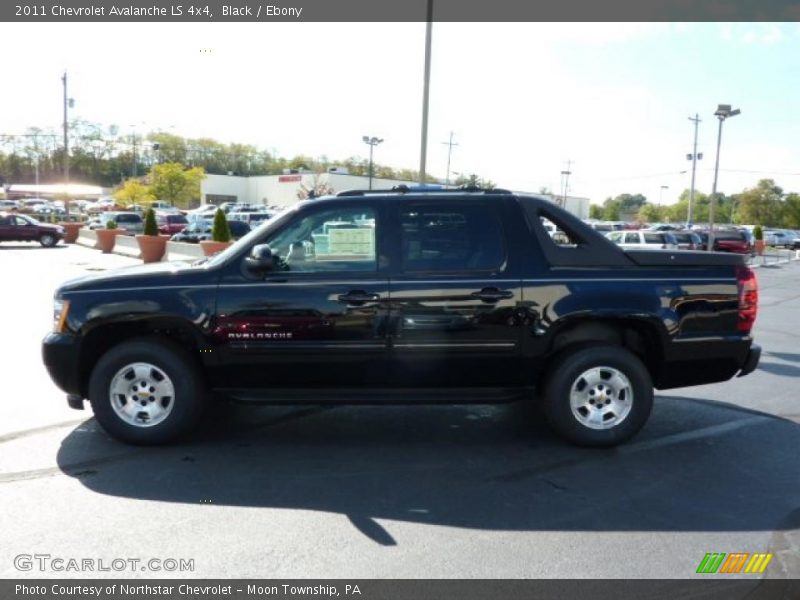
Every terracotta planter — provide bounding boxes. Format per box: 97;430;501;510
59;222;83;244
96;229;123;253
200;240;233;256
755;240;765;256
136;234;168;263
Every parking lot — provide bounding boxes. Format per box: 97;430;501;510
1;241;799;579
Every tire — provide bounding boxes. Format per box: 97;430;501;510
88;337;207;445
39;234;57;247
541;345;653;447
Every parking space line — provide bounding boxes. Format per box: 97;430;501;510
618;416;772;454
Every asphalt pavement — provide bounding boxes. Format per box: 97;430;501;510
0;241;798;579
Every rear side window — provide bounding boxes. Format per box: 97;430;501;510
116;214;142;223
399;202;505;273
643;233;665;244
624;232;640;244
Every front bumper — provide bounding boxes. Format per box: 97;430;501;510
42;332;81;397
737;343;761;377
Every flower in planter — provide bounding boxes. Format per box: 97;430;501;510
136;208;168;263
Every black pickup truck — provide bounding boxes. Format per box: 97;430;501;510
42;188;760;446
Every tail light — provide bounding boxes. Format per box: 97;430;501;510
736;265;758;333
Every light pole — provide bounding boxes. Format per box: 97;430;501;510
418;0;433;183
62;71;74;215
707;104;740;251
362;136;383;190
659;185;669;205
686;114;702;228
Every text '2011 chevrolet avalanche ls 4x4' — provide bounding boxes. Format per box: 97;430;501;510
42;187;760;446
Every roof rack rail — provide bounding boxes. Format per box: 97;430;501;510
336;185;512;197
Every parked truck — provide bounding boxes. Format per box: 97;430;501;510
43;187;760;446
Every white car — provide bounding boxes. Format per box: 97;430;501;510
606;230;679;250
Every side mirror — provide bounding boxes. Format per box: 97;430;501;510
244;244;275;272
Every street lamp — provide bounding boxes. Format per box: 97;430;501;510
362;135;383;190
659;185;669;205
707;104;741;251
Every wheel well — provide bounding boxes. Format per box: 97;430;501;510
77;319;204;397
546;319;663;384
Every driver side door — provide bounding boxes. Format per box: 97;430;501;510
213;201;391;391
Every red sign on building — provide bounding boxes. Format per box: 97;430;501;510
278;175;302;183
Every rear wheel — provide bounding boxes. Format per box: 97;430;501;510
542;346;653;447
88;338;206;444
39;233;57;247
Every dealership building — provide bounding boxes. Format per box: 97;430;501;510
200;171;590;219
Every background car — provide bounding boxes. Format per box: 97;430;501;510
87;212;144;234
671;230;702;250
764;230;793;248
156;213;189;235
228;211;275;227
0;212;63;247
696;230;753;254
606;230;679;250
171;219;250;243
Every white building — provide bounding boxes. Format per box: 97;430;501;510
200;171;591;218
201;171;418;210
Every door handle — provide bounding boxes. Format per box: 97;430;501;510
470;288;514;303
337;290;381;304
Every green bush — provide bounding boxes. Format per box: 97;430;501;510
753;225;763;241
212;208;232;242
106;219;118;230
143;208;159;236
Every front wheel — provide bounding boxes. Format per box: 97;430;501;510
542;346;653;447
39;233;58;247
88;338;207;444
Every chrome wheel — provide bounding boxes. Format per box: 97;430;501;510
569;366;633;430
109;362;175;428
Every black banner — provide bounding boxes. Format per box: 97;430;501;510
4;580;800;600
3;0;800;22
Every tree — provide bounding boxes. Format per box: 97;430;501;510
113;178;153;207
297;172;335;200
589;204;604;220
143;208;159;236
735;179;784;227
148;163;206;209
211;208;232;242
638;203;665;224
782;193;800;229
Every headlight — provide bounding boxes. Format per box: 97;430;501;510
53;298;70;332
56;226;65;233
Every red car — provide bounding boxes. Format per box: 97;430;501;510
698;230;753;254
156;213;188;235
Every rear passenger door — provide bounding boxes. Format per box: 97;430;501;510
387;198;524;387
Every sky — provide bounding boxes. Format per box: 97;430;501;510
1;22;800;205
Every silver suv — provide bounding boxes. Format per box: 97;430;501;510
606;230;679;250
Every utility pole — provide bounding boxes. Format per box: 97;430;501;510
442;131;458;188
560;160;573;208
687;114;702;228
62;71;70;215
418;0;433;183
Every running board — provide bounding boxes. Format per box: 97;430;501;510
218;387;529;405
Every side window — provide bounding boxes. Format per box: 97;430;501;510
13;216;29;226
399;202;505;273
643;233;663;244
265;206;377;273
624;232;639;244
607;232;622;243
0;216;10;226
